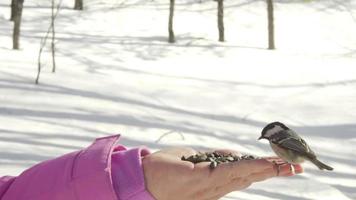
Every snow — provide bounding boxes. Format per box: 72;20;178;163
1;0;356;199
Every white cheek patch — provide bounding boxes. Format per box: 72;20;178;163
265;126;284;137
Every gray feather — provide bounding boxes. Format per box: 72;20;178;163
270;129;333;170
270;130;316;159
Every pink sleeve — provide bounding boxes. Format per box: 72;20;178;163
111;146;155;200
0;176;16;198
0;135;155;200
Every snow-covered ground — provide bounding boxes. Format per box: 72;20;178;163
1;0;356;199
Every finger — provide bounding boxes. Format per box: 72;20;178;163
273;163;304;177
247;169;276;182
293;164;304;174
264;157;286;165
195;158;273;189
243;164;303;185
193;159;300;190
191;160;271;198
247;165;295;183
280;164;303;176
214;158;274;179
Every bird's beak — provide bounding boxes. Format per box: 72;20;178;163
258;136;263;140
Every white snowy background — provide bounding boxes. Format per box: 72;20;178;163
1;0;356;199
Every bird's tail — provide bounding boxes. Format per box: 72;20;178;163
310;158;333;171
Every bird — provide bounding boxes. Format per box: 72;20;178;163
259;121;333;171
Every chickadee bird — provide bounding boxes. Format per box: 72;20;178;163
259;122;333;171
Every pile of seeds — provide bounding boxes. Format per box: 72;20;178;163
181;152;259;169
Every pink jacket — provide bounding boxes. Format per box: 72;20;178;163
0;135;155;200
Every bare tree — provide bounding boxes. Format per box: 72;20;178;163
168;0;175;43
267;0;275;49
10;0;16;21
36;0;61;84
74;0;83;10
217;0;224;42
12;0;24;49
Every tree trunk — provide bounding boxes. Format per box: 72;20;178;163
217;0;224;42
168;0;175;43
267;0;275;49
10;0;16;21
13;0;24;50
74;0;83;10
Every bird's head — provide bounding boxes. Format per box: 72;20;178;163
259;121;289;140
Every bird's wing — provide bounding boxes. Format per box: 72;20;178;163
273;133;315;158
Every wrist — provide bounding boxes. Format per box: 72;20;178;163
111;147;154;200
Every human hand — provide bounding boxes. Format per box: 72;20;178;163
142;148;303;200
